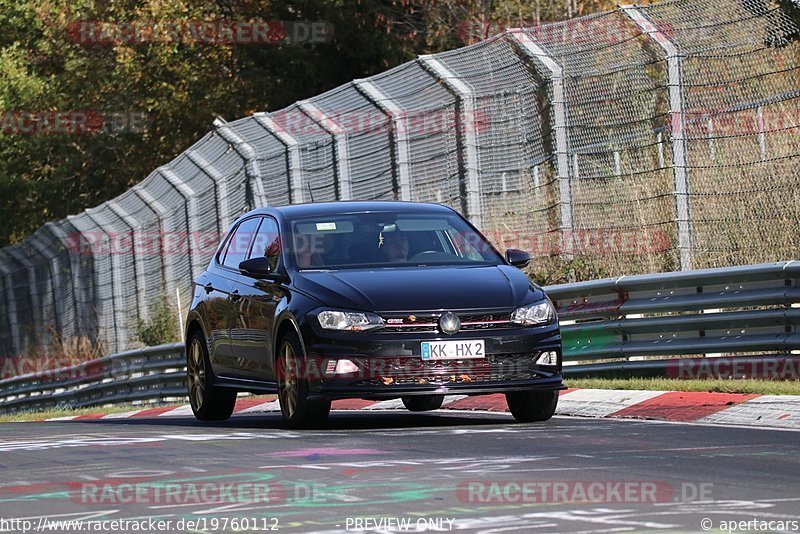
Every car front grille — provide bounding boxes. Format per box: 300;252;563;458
381;312;513;333
353;353;542;386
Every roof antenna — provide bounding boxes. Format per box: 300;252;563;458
306;182;314;203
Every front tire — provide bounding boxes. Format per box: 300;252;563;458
277;332;331;429
402;395;444;412
505;390;558;422
187;331;237;421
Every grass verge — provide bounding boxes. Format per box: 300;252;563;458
0;403;180;423
0;394;278;423
566;377;800;396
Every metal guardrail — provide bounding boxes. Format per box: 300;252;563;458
545;260;800;369
1;261;798;413
3;0;800;358
0;343;185;413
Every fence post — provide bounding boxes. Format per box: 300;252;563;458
253;113;305;204
354;79;412;201
0;252;21;355
213;118;268;209
756;106;767;161
67;214;106;347
156;166;201;280
418;55;483;229
107;200;147;321
27;235;62;338
508;29;574;258
133;185;176;299
45;221;83;340
83;207;126;351
7;247;45;353
6;248;40;346
297;100;351;200
186;150;230;232
621;5;693;271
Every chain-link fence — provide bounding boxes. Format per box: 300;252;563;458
1;0;798;357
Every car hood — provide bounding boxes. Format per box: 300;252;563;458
294;265;543;312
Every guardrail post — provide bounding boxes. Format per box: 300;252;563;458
213;118;269;208
133;185;176;299
0;252;21;355
508;29;574;258
620;5;693;271
156;166;201;280
418;55;483;229
354;79;412;201
107;201;148;320
297;100;352;200
83;208;126;351
186;150;231;232
253;113;305;204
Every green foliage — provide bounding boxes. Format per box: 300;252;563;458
0;0;613;246
0;0;613;247
527;256;612;286
0;0;413;246
134;296;179;347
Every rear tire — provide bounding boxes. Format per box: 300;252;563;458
277;331;331;429
505;390;558;422
402;395;444;412
187;331;237;421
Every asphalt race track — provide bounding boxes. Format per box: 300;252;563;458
1;411;799;533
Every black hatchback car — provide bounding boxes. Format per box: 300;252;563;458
185;201;563;427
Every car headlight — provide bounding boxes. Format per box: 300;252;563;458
316;310;384;332
511;301;555;326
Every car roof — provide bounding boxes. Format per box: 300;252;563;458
249;201;457;220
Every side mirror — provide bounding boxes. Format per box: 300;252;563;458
505;248;530;269
239;257;273;278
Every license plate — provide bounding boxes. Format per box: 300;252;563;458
421;340;485;360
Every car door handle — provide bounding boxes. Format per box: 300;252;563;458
203;282;214;294
230;290;242;303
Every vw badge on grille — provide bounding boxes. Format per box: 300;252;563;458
439;312;460;335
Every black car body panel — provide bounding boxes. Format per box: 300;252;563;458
294;264;540;312
185;201;564;401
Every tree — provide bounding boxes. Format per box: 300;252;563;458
0;0;609;246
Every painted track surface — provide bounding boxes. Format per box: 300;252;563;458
32;389;800;430
1;411;799;533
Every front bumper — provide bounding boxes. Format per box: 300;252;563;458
300;321;563;400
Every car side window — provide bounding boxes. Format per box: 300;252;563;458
220;217;260;269
249;217;281;271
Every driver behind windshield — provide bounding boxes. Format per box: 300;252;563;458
382;231;409;262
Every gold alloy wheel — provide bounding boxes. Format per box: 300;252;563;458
187;338;206;411
279;342;299;419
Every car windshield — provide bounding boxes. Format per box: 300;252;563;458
288;211;503;270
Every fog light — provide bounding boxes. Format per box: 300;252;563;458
536;351;559;365
325;359;360;375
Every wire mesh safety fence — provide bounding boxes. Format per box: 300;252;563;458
0;0;798;358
